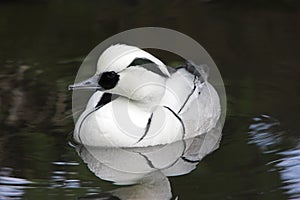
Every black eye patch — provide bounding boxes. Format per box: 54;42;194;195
98;71;119;90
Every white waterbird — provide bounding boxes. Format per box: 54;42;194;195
69;44;220;147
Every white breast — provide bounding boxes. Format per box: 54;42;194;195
74;92;184;147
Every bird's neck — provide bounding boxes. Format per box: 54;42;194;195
126;80;166;112
111;70;167;112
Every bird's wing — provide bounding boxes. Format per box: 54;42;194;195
161;62;220;136
160;62;207;114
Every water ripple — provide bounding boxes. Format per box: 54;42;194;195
276;148;300;199
248;115;300;199
248;114;283;154
0;167;32;199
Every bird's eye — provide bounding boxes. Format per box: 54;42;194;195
98;71;119;90
104;71;117;79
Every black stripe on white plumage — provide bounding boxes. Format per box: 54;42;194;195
69;44;220;147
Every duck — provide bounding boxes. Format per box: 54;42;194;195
69;44;221;147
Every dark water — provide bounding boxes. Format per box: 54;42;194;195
1;0;300;199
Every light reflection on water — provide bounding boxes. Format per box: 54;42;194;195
0;123;222;199
248;115;300;199
277;148;300;199
75;122;222;199
248;115;283;154
1;113;299;199
0;168;31;199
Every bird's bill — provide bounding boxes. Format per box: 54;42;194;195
68;75;102;91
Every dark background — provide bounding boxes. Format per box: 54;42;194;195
0;0;300;199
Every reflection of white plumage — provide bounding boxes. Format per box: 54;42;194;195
76;123;222;199
69;44;221;147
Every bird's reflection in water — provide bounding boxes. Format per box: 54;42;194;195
75;122;222;200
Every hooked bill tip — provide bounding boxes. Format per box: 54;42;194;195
68;85;74;91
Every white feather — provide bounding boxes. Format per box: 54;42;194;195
96;44;170;77
73;44;221;147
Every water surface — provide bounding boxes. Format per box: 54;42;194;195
1;0;300;199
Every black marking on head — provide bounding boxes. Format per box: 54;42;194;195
127;57;168;77
98;71;119;90
163;106;186;139
136;113;153;143
128;57;155;67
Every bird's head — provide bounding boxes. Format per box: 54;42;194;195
69;44;170;104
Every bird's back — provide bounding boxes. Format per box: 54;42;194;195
161;62;220;137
